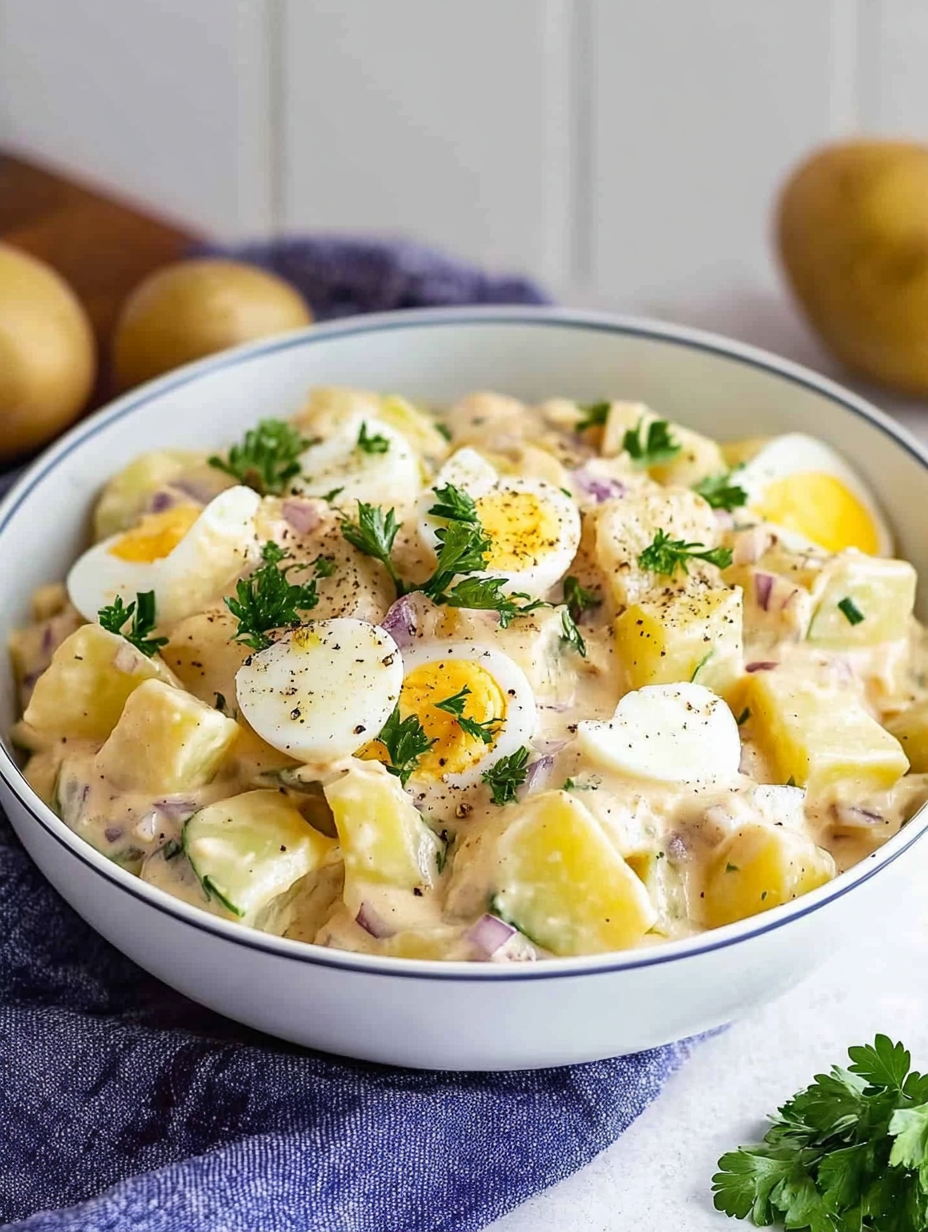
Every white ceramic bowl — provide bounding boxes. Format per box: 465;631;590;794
2;307;927;1071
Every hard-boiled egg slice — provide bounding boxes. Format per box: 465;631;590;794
418;448;581;599
235;619;403;762
67;486;261;625
576;682;741;784
384;640;537;789
293;414;421;509
735;434;892;556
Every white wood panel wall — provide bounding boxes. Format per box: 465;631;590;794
2;0;928;308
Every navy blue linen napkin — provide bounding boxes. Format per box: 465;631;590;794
0;238;700;1232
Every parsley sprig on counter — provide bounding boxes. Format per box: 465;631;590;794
694;468;748;511
209;418;310;495
482;746;531;805
713;1035;928;1232
341;484;547;626
435;686;502;745
225;541;320;652
377;707;435;786
98;590;168;658
638;529;732;576
623;416;681;468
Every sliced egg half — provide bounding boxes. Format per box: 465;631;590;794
418;448;581;599
67;485;261;625
735;434;892;556
374;639;537;790
576;682;741;784
235;618;403;762
293;413;421;508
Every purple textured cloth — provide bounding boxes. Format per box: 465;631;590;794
0;238;701;1232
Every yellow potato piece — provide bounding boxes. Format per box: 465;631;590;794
886;702;928;774
493;790;657;956
24;624;177;742
614;586;743;698
700;822;835;928
94;679;239;793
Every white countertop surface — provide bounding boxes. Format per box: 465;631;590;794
488;292;928;1232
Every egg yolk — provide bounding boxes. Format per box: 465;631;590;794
108;506;201;563
397;658;506;779
475;489;562;571
753;472;880;555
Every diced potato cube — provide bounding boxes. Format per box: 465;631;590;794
31;582;68;622
593;485;719;611
24;624;177;741
160;607;249;709
92;449;207;540
94;679;240;793
601;402;727;487
614;586;743;697
324;761;443;913
378;394;451;466
485;790;657;955
9;603;83;707
886;703;928;773
808;554;916;648
741;669;909;800
699;822;835;927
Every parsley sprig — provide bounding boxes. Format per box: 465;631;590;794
357;422;390;455
694;469;748;511
98;590;168;658
622;417;681;468
482;746;531;805
560;609;586;657
713;1035;928;1232
563;575;601;623
638;529;733;576
225;541;320;652
377;707;435;786
341;486;546;626
209;418;310;496
434;686;502;745
576;401;611;431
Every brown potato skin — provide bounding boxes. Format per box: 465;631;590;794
777;140;928;396
0;243;96;462
112;258;313;392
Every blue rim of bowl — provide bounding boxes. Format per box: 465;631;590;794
1;305;927;984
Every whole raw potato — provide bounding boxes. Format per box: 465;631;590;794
0;243;96;463
112;258;313;391
778;140;928;396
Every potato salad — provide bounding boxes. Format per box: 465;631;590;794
9;388;928;962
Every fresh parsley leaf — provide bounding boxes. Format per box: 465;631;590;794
638;529;733;576
563;777;598;792
482;746;530;806
161;838;184;861
560;608;586;657
691;650;713;681
434;686;501;745
838;596;865;626
436;831;453;874
428;483;482;525
357;421;390;454
435;421;453;442
322;486;345;502
341;502;406;596
622;416;681;468
225;541;320;652
694;469;749;511
576;401;611;431
736;707;751;726
208;418;309;495
312;555;337;578
713;1035;928;1232
377;707;435;786
98;590;168;657
563;575;600;623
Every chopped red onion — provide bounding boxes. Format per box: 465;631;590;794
466;913;516;958
356;901;395;939
665;831;692;864
134;812;159;841
732;525;770;566
172;476;214;505
713;508;734;530
753;572;775;611
381;596;418;648
282;497;323;536
153;797;198;821
830;656;856;686
834;804;885;827
40;624;56;655
746;660;778;673
104;826;123;843
539;700;571;713
521;754;555;798
572;468;626;503
148;490;177;514
113;642;143;673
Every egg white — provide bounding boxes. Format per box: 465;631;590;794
235;618;403;763
417;448;581;599
67;485;261;626
293;414;421;509
736;434;892;556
